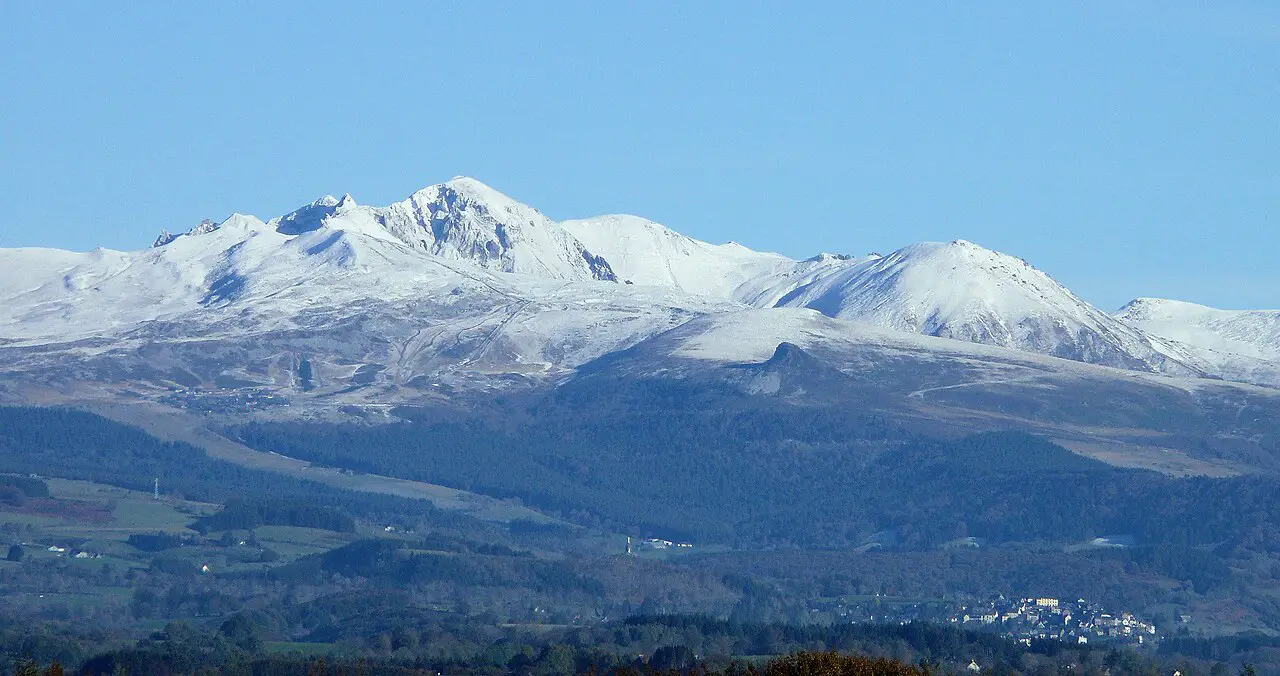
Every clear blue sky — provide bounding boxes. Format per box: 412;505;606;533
2;2;1276;310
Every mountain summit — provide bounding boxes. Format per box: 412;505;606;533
1117;298;1280;363
372;178;616;281
759;240;1201;374
154;178;618;282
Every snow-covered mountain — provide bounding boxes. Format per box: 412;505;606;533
0;176;1275;398
157;177;617;282
565;223;1208;374
561;214;792;296
0;179;624;344
0;208;471;343
751;240;1203;374
1116;298;1280;363
371;178;616;281
556;219;1203;375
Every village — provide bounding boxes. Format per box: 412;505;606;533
162;387;289;415
810;594;1161;648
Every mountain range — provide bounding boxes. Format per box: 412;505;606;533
2;177;1274;375
1;177;1279;479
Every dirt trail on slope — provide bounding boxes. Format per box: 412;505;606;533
13;389;559;524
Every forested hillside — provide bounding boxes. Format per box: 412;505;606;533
3;404;1280;671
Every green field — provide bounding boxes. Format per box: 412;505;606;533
0;476;371;575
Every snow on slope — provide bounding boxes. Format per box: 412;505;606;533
371;178;615;281
559;215;888;309
731;253;879;307
629;307;1129;381
0;177;631;342
1117;298;1280;363
553;218;1205;377
755;240;1202;375
561;214;791;296
155;177;617;281
589;306;1208;399
0;215;284;339
0;210;484;344
2;176;1275;389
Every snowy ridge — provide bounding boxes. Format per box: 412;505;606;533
0;212;478;342
734;240;1198;375
561;214;792;296
150;178;617;282
730;252;880;307
0;177;1275;391
1117;298;1280;365
553;218;1201;376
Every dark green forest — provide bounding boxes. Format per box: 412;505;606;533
0;407;456;528
0;615;1228;675
3;404;1280;673
232;416;1280;559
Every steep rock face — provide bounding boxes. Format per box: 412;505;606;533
371;178;616;281
735;341;854;397
561;214;790;295
1117;298;1280;363
763;240;1202;375
152;218;221;247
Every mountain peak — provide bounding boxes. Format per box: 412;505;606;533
273;195;350;236
1115;297;1280;362
1116;297;1204;318
398;177;534;222
445;175;491;190
152;229;177;248
763;341;816;367
766;239;1197;374
804;252;859;264
152;218;220;247
734;340;853;396
432;176;515;204
379;178;616;281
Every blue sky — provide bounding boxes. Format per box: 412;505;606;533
1;2;1276;310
